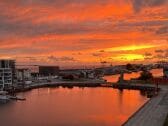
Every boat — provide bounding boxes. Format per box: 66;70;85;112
0;91;10;103
9;95;26;101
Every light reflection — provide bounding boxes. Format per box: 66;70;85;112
0;87;148;126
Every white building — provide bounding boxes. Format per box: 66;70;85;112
0;60;15;89
16;68;31;81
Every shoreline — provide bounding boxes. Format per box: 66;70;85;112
122;86;168;126
10;81;104;93
9;80;159;94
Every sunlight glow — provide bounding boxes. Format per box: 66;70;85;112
113;54;144;61
105;45;157;52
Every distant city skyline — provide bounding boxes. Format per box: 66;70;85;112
0;0;167;67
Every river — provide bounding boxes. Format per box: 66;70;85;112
104;68;163;83
0;87;148;126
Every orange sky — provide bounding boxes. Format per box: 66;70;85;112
0;0;167;68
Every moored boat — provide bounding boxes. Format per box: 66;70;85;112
0;91;10;103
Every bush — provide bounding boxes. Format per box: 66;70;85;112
139;70;153;80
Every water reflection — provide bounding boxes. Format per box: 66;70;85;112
0;87;148;126
104;69;163;83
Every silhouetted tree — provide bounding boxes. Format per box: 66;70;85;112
126;63;133;70
139;70;153;80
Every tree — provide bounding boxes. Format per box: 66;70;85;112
126;63;133;70
139;70;153;80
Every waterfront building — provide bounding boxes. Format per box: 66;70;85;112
39;66;60;76
0;59;15;89
16;68;31;81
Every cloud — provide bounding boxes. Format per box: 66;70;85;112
131;0;168;12
0;0;167;65
48;55;76;62
144;52;153;57
156;26;168;35
155;49;165;53
99;50;105;53
92;53;102;57
154;54;165;59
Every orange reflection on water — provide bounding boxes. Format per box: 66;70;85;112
0;87;148;126
104;69;163;83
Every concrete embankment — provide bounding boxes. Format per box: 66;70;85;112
122;86;168;126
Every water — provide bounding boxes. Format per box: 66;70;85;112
104;68;163;83
0;87;148;126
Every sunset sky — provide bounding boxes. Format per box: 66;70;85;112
0;0;168;68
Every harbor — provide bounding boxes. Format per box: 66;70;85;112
1;0;168;125
0;59;168;126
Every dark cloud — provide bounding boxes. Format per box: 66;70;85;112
144;52;153;60
165;52;168;57
0;0;167;65
32;0;108;6
145;57;154;60
132;0;168;12
153;49;168;59
72;52;82;55
0;0;109;9
154;54;165;59
0;14;134;39
156;26;168;35
119;19;168;27
144;52;153;57
0;0;167;39
0;17;92;38
13;55;77;63
48;55;76;62
144;49;168;61
0;46;49;55
155;49;164;53
99;50;105;53
92;53;102;57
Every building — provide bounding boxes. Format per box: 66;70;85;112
16;68;31;81
39;66;60;76
0;59;15;89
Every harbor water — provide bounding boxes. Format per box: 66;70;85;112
104;68;163;83
0;87;148;126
